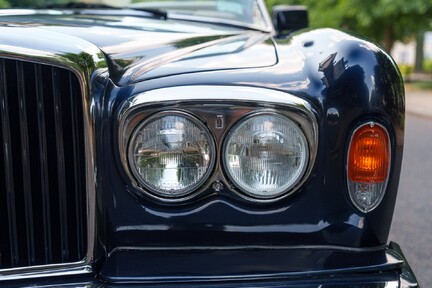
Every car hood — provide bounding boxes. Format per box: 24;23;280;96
0;11;277;86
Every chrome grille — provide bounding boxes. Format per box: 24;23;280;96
0;58;87;269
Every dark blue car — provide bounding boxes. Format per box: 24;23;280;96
0;0;419;287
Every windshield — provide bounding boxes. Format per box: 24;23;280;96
2;0;271;30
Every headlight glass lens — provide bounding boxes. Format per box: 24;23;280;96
224;114;309;198
128;112;215;198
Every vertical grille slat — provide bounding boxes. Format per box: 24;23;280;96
16;61;36;266
0;59;20;267
0;58;87;271
0;60;7;268
51;68;69;262
35;64;53;264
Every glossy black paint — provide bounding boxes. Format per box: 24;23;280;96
0;8;415;287
100;246;403;282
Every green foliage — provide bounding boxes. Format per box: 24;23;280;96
423;59;432;73
0;0;9;8
265;0;432;52
398;64;414;80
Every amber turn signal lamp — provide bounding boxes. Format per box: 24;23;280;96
348;123;390;183
347;122;391;213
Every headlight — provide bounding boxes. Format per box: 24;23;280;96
128;111;215;198
224;113;309;199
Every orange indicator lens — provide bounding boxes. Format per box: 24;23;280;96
348;123;390;183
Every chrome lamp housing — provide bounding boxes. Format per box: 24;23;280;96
118;85;318;203
127;111;216;198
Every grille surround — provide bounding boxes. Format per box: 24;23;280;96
0;55;94;280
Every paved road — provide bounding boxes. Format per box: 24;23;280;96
389;113;432;287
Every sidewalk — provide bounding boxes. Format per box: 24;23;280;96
405;89;432;118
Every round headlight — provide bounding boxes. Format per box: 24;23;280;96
224;113;309;199
128;112;215;198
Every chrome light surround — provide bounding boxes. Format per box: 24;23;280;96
118;85;318;203
127;111;216;198
223;112;309;199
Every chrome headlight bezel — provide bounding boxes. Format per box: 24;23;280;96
222;112;310;199
118;86;318;204
127;110;216;199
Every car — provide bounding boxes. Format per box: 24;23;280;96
0;0;420;287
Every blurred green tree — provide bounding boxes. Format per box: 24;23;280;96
0;0;8;8
265;0;432;53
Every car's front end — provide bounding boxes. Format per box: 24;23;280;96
0;0;420;287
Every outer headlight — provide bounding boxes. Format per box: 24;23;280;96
128;111;215;198
224;113;309;199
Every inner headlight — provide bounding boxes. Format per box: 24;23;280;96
128;111;215;198
224;113;309;199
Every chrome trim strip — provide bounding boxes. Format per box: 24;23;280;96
0;262;92;281
0;26;106;280
120;86;317;114
118;85;318;203
110;244;390;253
257;0;276;35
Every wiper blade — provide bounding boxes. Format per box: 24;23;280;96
130;7;168;20
35;2;168;20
